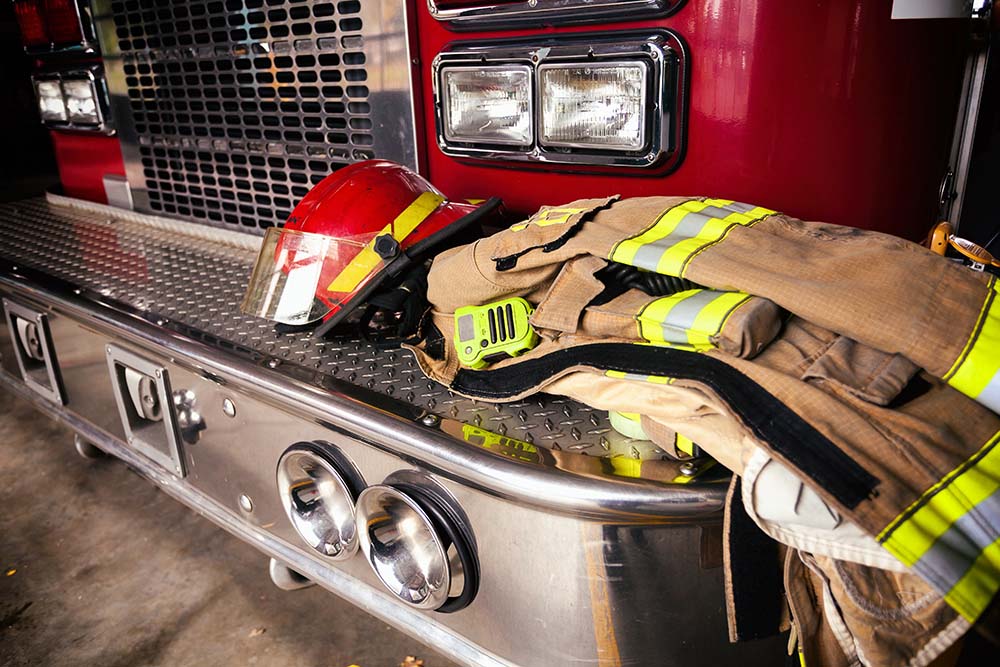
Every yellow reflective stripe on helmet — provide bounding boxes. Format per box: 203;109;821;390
878;429;1000;621
609;198;775;277
326;191;445;293
637;289;752;348
944;279;1000;414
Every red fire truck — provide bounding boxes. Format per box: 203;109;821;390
1;1;997;665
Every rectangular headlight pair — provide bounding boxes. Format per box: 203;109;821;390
32;68;111;132
434;32;684;169
441;63;647;151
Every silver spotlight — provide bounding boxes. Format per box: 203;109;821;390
276;443;364;560
355;473;478;613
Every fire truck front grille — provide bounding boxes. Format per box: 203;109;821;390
101;0;416;234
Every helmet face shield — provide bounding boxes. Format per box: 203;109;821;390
241;227;387;327
240;159;501;336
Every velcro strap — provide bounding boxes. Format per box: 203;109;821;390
724;476;784;641
452;343;880;509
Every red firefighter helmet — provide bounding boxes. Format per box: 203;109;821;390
242;160;499;337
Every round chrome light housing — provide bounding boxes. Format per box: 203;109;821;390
356;484;450;609
356;477;479;613
276;443;363;560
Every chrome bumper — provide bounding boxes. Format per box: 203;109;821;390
0;196;784;666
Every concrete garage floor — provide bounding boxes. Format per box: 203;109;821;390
0;390;458;667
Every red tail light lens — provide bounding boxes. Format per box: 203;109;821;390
13;0;48;47
43;0;83;45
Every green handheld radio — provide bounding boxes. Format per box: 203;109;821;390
454;297;539;369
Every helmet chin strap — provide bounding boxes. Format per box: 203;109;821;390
355;198;503;347
357;264;429;349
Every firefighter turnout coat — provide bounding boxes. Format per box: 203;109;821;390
409;196;1000;666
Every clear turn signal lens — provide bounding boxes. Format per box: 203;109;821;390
441;66;532;147
539;62;648;150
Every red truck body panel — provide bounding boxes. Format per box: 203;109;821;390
38;1;969;239
50;131;125;204
415;0;968;238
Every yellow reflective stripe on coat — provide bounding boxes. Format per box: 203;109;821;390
326;191;445;293
676;433;696;457
637;288;752;348
605;369;673;384
944;278;1000;414
609;198;775;277
877;429;1000;621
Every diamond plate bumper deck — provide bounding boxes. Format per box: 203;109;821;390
0;197;667;462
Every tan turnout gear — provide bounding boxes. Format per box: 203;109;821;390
409;195;1000;665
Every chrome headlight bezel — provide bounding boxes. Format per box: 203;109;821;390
432;30;687;170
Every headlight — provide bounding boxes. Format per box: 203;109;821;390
441;66;532;147
31;68;112;133
539;63;648;150
276;443;363;560
433;31;686;170
62;77;99;125
35;79;66;122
